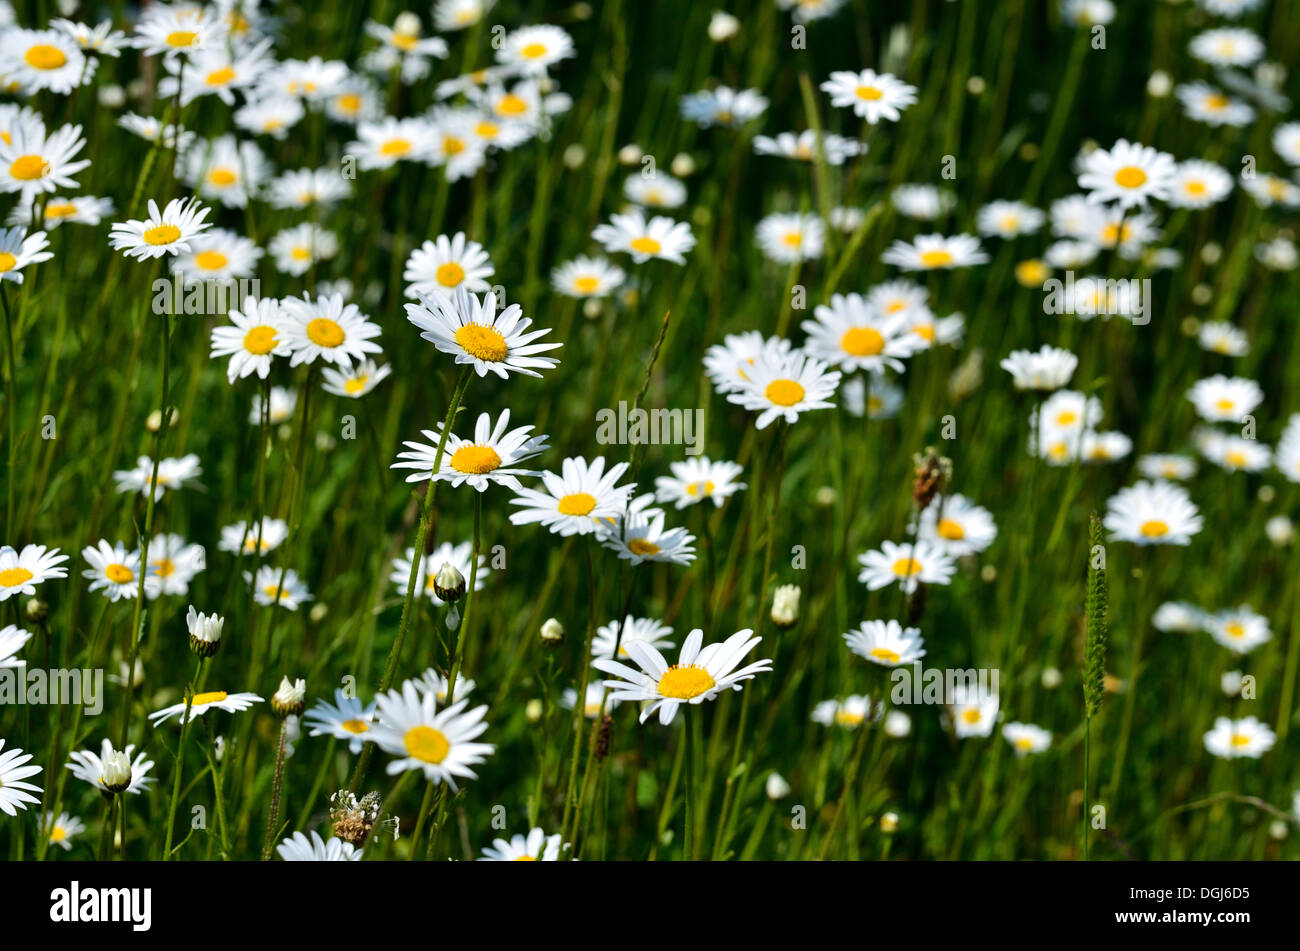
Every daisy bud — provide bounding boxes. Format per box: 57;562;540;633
965;75;985;96
884;710;912;738
707;10;740;42
814;486;837;507
1201;242;1222;265
617;144;642;166
1266;515;1294;547
309;602;330;623
101;748;132;794
1146;70;1172;98
1041;667;1062;689
670;153;695;177
24;598;48;624
525;698;544;723
271;676;307;718
770;584;801;630
980;565;997;582
1270;820;1290;841
145;406;178;433
582;298;602;319
98;84;125;108
433;562;466;603
765;772;791;800
880;812;900;834
186;605;224;658
563;143;586;168
572;2;593;20
1258;485;1276;504
115;657;145;690
540;617;565;647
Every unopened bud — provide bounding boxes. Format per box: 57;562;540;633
271;676;306;718
24;598;48;623
433;562;466;603
708;10;740;42
540;617;565;647
186;605;223;658
770;584;800;629
101;748;132;794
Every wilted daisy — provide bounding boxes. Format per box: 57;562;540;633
0;119;89;201
753;129;865;165
679;84;769;128
916;494;997;556
390;541;489;605
1003;723;1051;756
0;544;67;600
1204;605;1271;655
1189;28;1264;67
756;212;825;263
976;200;1046;239
803;293;925;375
268;223;339;276
0;227;51;283
594;627;772;726
0;739;41;815
392;409;548;492
881;233;987;271
249;386;297;425
65;739;155;794
150;688;263;726
509;456;633;537
496;24;575;74
280;293;383;368
403;232;494;299
726;347;841;430
592;209;696;264
703;331;793;394
44;811;85;851
112;453;202;501
247;566;313;610
950;685;999;739
369;681;493;789
0;624;29;668
0;28;91;94
1000;345;1077;391
592;615;675;661
1186;374;1263;423
407;284;561;379
821;69;917;124
109;197;211;260
234;97;307;140
551;255;625;298
82;540;159;601
1203;716;1275;759
219;517;289;556
844;619;926;667
857;540;955;594
277;830;363;861
654;457;746;509
1104;480;1202;546
1077;139;1176;209
210;296;289;382
1197;321;1249;357
305;689;377;753
321;359;393;399
479;827;568;861
811;695;879;729
1199;430;1270;473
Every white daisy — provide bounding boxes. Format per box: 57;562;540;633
369;681;493;789
0;28;91;95
0;544;68;600
280;292;383;368
277;830;363;861
756;212;825;263
268;223;339;276
495;24;575;75
592;210;696;264
1003;722;1051;756
1186;374;1263;423
508;456;634;537
403;232;494;299
654;457;746;509
181;135;268;209
247;566;313;610
551;255;625;299
881;233;988;271
320;360;393;399
390;542;489;606
65;739;155;794
1137;454;1197;482
0;118;89;202
82;540;160;601
725;347;841;430
0;624;30;668
112;453;202;501
210;296;290;382
149;689;263;726
703;331;793;395
753;129;865;165
0;227;52;284
234;96;306;140
591;616;675;661
950;684;999;739
679;85;768;128
392;409;549;492
624;173;689;209
1076;139;1176;209
1189;28;1264;68
976;200;1046;239
479;827;567;861
1204;605;1271;655
857;540;955;593
44;811;85;850
218;517;289;556
802;292;925;375
265;167;351;209
0;739;41;815
109;196;212;260
820;68;917;124
406;284;561;379
304;689;377;753
916;494;997;556
171;228;263;282
1103;480;1203;546
811;695;880;729
1203;716;1275;759
144;533;205;597
1000;345;1078;391
843;619;926;666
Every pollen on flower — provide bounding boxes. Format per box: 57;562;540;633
557;492;596;516
307;318;345;348
436;262;466;287
454;323;508;362
765;378;805;406
840;327;885;357
657;664;716;699
404;725;450;764
144;224;181;246
1114;166;1148;188
24;45;67;70
450;444;503;474
105;563;134;584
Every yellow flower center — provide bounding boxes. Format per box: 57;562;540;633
1225;622;1245;638
194;250;228;271
450;444;502;474
630;236;662;255
291;246;312;261
191;690;227;706
1205;93;1229;110
307;318;345;348
454;323;508;362
781;231;803;248
497;94;528;116
961;708;982;724
840;326;885;356
344;376;369;395
870;647;901;663
144;224;182;246
627;539;661;557
685;480;715;497
206;66;236;86
834;710;865;726
573;276;600;293
436;261;466;287
1016;260;1047;286
1056;411;1078;426
208;167;237;186
557;492;597;516
243;325;278;355
166;30;198;48
919;250;954;268
44;201;77;219
341;718;369;734
856;85;883;100
9;155;47;181
1214;398;1235;412
1185;180;1207;196
475;121;499;138
1015;737;1034;750
1225;450;1247;468
892;557;921;577
1139;520;1168;538
520;42;548;59
1114;166;1148;189
657;664;716;699
50;825;67;842
391;32;418;51
336;93;361;114
936;518;965;540
0;567;34;587
404;725;450;763
24;44;67;70
443;136;465;155
0;253;16;273
105;563;134;584
913;324;936;342
152;558;175;578
764;378;805;406
1230;733;1251;747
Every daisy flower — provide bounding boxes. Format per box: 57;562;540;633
679;85;768;128
425;115;488;182
1274;122;1300;166
479;827;568;861
654;457;746;509
1154;601;1205;633
1203;716;1275;759
1104;480;1203;546
1169;160;1233;209
247;566;313;610
112;453;202;500
403;232;493;299
0;119;89;201
369;682;493;789
117;113;194;150
1189;28;1264;68
599;502;697;566
1176;81;1255;127
44;811;85;851
1076;139;1176;209
950;685;999;738
1204;605;1271;655
82;540;159;601
0;544;68;600
892;184;956;221
0;28;91;94
552;255;625;299
1003;723;1051;756
406;284;561;379
0;227;52;283
144;534;205;597
219;517;288;556
777;0;850;21
756;212;825;263
268;223;339;276
1240;173;1300;209
277;830;363;861
844;619;926;667
65;739;155;794
131;4;226;60
234;97;306;141
1062;0;1115;24
916;494;997;556
0;624;30;668
857;540;956;593
1081;431;1133;464
1187;374;1263;423
435;0;495;32
171;228;263;283
820;69;917;124
392;409;549;492
210;296;289;381
591;615;675;661
364;19;448;82
304;689;377;753
389;542;489;605
249;386;296;425
1000;345;1078;391
181;135;268;208
563;682;622;719
280;293;383;369
495;24;575;75
703;331;793;394
325;75;383;124
321;359;393;399
725;347;841;430
150;689;261;727
8;194;112;230
1199;431;1270;473
592;210;696;264
802;292;925;375
976;200;1046;239
0;739;41;815
265;167;351;210
159;37;274;106
1138;454;1197;482
260;56;350;101
1035;388;1103;444
811;695;879;729
594;627;773;726
881;233;988;271
109;197;211;260
348;117;436;170
1277;413;1300;483
753;129;865;165
624;173;689;209
1197;321;1249;357
509;456;634;537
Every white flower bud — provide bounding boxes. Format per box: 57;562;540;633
433;562;466;602
186;605;224;658
1266;515;1294;547
884;710;912;738
765;772;790;800
707;10;740;42
880;811;900;834
670;153;695;177
393;12;422;37
617;144;643;166
770;585;801;629
101;748;132;794
1146;70;1172;98
272;676;306;718
540;617;565;647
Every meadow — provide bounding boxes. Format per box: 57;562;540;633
0;0;1298;863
